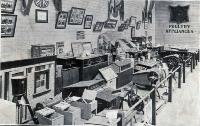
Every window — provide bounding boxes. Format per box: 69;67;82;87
34;70;49;94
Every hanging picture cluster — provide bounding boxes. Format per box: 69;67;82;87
54;7;95;30
117;16;136;32
1;0;17;38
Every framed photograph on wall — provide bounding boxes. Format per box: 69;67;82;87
136;21;141;30
93;22;104;32
129;16;136;27
68;7;85;25
56;42;64;55
131;27;135;38
55;11;68;29
35;9;48;23
1;0;17;14
118;23;126;32
84;15;93;29
104;19;118;29
71;42;84;57
1;14;17;38
144;21;148;29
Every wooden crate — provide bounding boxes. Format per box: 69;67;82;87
53;106;81;125
71;100;97;120
36;112;64;125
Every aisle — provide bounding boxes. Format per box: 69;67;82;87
157;64;200;126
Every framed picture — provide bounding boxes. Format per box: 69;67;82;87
1;14;17;38
35;9;48;23
76;31;85;40
84;15;93;29
68;7;85;25
55;11;68;29
129;16;136;27
131;27;135;38
144;21;148;29
104;19;118;29
136;21;141;30
118;23;126;32
1;0;17;14
83;42;93;54
56;42;64;55
93;22;104;32
71;42;84;57
124;19;130;29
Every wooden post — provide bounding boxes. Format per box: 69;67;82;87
191;57;193;73
198;49;200;62
195;52;198;65
183;61;185;83
178;65;182;88
168;73;172;102
193;53;195;69
151;86;156;125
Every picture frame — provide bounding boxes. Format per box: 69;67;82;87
1;14;17;38
68;7;85;25
104;19;118;29
71;42;93;57
76;31;85;40
35;9;48;23
93;22;104;32
131;27;135;38
129;16;136;27
84;15;93;29
118;23;126;32
124;19;130;29
82;42;93;54
56;42;64;55
144;21;148;29
1;0;17;14
71;42;84;57
55;11;68;29
136;21;141;30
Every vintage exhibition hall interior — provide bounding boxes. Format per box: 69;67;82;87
0;0;200;125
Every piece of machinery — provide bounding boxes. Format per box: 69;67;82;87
132;69;159;89
11;76;39;124
162;54;180;71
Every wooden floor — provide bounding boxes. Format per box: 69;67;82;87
157;63;200;126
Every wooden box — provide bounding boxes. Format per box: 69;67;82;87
36;112;64;125
95;67;117;89
110;59;133;88
71;100;97;120
75;54;108;81
62;67;80;87
53;106;82;125
31;44;55;58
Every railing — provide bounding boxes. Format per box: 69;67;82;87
117;53;198;126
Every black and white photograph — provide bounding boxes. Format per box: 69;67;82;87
68;7;85;25
84;15;93;29
1;0;17;13
93;22;104;32
55;11;68;29
35;9;48;23
104;19;118;29
0;0;200;126
1;14;17;37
